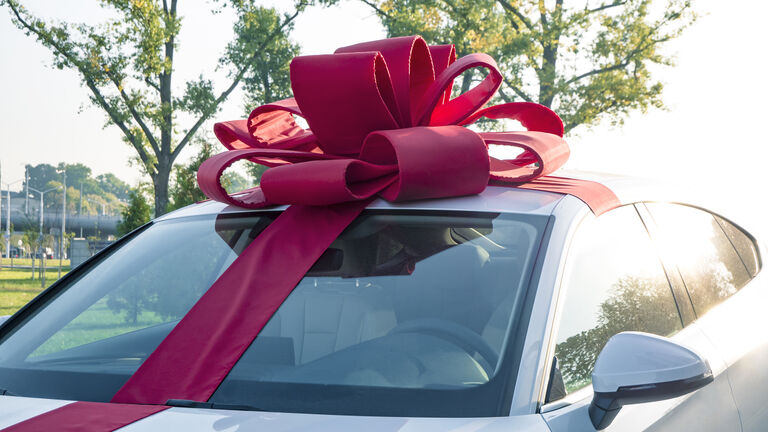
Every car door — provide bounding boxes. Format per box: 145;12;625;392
542;204;741;432
642;202;766;432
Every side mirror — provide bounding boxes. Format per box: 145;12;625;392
589;332;713;430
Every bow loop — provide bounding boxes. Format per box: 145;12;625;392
199;35;571;209
416;53;502;127
336;35;435;127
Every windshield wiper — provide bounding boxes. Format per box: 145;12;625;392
165;399;263;412
0;388;18;396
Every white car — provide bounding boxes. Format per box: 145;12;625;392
0;174;763;431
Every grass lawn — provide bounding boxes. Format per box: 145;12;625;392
1;258;70;267
1;265;168;357
0;267;69;316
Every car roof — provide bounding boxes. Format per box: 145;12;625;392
158;186;566;221
155;170;706;222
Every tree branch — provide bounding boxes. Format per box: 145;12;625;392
504;78;533;102
359;0;395;21
106;73;161;155
81;76;153;172
497;0;534;31
6;1;154;174
565;60;629;85
144;76;161;93
173;7;302;160
497;88;513;103
564;34;671;85
538;0;548;30
586;0;628;14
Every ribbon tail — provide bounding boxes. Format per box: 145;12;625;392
112;199;372;404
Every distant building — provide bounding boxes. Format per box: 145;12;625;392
69;238;114;269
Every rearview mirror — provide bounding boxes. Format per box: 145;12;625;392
589;332;713;430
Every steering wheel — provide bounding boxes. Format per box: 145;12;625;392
388;318;499;375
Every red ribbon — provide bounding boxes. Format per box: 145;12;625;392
110;36;616;409
9;37;619;431
198;35;570;209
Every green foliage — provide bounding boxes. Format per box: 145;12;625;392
24;164;59;192
116;188;151;237
224;4;301;113
554;217;748;393
168;137;255;211
22;230;39;252
95;173;131;200
555;275;681;391
23;163;128;216
168;139;215;212
4;0;308;215
359;0;696;132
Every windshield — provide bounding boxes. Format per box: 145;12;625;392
0;210;548;417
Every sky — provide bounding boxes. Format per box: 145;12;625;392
0;0;766;230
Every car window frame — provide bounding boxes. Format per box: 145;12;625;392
539;202;686;413
638;201;762;320
0;208;556;418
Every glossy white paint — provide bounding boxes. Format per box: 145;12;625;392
509;194;591;416
118;409;552;432
0;396;72;429
690;268;768;432
591;332;711;393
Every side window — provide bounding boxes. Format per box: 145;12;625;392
645;203;754;318
552;205;682;398
715;215;761;278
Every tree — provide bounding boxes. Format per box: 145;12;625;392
358;0;695;132
24;164;59;192
4;0;306;215
168;139;214;212
22;229;39;279
95;173;131;201
168;137;254;211
554;275;680;391
117;188;152;237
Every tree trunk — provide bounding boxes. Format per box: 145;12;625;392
538;44;557;108
153;163;171;217
460;70;474;94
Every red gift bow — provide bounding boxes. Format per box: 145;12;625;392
197;35;569;207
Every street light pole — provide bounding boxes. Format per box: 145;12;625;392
28;186;59;288
3;179;23;268
0;161;3;259
24;167;29;214
58;169;66;278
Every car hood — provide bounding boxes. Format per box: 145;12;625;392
0;396;550;431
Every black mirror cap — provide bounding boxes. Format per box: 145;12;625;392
588;371;714;430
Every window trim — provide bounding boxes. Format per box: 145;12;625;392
635;203;697;326
639;201;761;320
539;203;685;412
713;214;762;278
